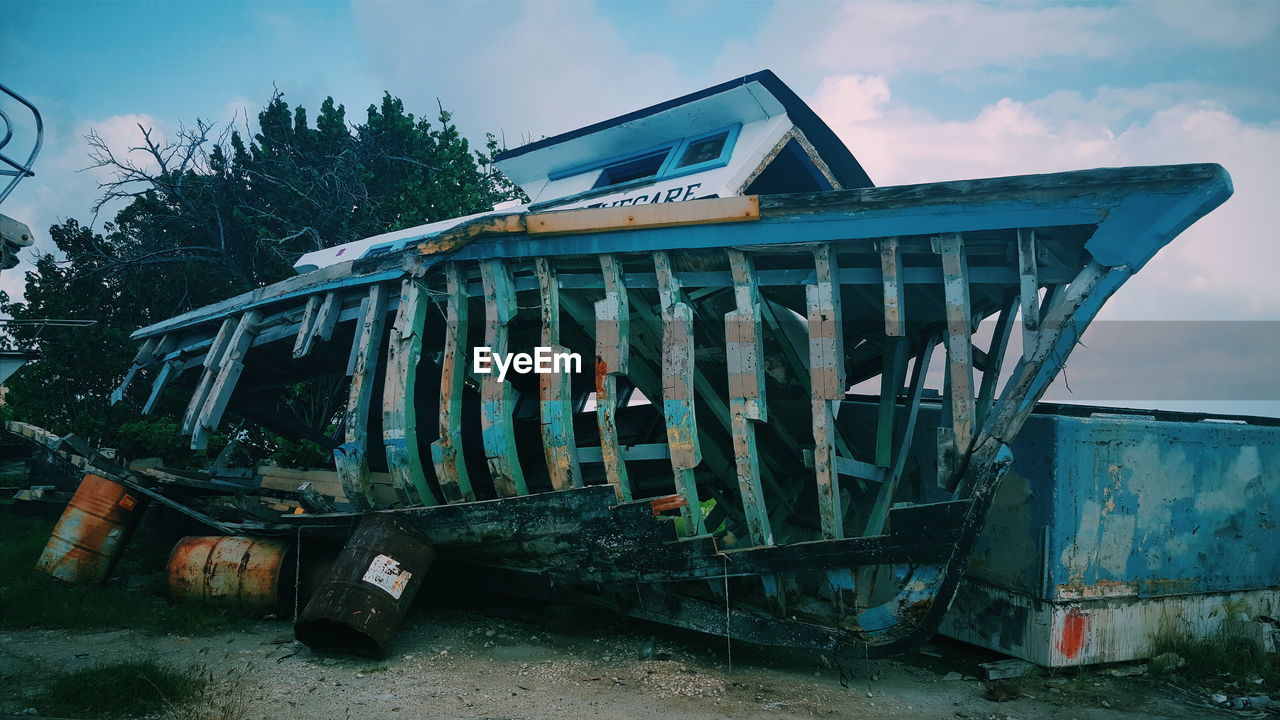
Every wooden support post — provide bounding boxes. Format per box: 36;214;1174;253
880;236;906;338
181;318;236;434
1018;228;1040;359
594;254;632;501
807;244;846;540
938;232;975;489
334;284;389;511
430;264;473;503
479;259;526;497
725;249;772;547
383;277;437;506
976;292;1018;428
292;294;323;358
655;251;705;536
536;258;582;491
312;292;341;344
191;311;261;450
864;337;937;536
141;359;178;416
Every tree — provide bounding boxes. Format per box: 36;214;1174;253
1;90;519;455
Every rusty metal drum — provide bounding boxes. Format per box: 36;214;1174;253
36;473;149;584
167;536;301;615
295;513;435;657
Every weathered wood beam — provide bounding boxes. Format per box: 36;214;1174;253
863;337;937;537
806;244;846;541
292;294;323;358
725;249;772;547
479;259;527;497
938;232;975;489
334;284;389;511
383;277;437;507
879;236;906;338
141;359;178;416
430;264;473;503
191;312;261;450
180;318;236;434
976;292;1018;429
594;254;632;501
655;251;705;536
535;258;583;492
1017;228;1040;359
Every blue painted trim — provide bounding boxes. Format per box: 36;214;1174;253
548;140;677;182
547;123;741;190
659;123;741;182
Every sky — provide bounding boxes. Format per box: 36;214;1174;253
3;0;1279;412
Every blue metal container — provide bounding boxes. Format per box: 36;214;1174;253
934;405;1280;665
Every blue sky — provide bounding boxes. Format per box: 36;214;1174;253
4;0;1280;411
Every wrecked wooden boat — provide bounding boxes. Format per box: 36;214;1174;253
69;70;1230;655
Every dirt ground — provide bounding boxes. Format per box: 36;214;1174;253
0;600;1218;720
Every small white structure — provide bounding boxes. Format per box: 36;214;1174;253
293;70;872;273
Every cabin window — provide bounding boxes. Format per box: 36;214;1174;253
675;131;729;169
549;123;741;195
593;149;669;189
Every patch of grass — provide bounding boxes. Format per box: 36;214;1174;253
0;516;242;634
1153;630;1280;692
165;665;252;720
29;659;203;719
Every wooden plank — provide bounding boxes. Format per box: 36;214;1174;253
725;250;771;547
976;292;1018;429
861;339;935;536
525;196;758;236
292;294;322;358
594;254;631;500
806;244;845;540
345;295;370;376
191;312;261;450
430;264;473;503
479;259;527;497
576;443;670;464
180;318;236;434
875;336;908;468
333;284;389;511
879;236;906;337
383;277;437;506
141;359;178;415
312;291;342;343
938;232;976;462
655;251;704;536
535;258;582;491
1018;228;1040;358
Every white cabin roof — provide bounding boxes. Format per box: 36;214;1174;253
293;70;870;274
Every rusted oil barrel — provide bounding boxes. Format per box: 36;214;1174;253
295;513;435;657
36;473;148;584
167;535;296;614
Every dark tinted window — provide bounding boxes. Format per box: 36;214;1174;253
594;150;669;188
676;132;727;168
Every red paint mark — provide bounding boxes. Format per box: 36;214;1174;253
595;356;608;395
118;494;137;511
1058;608;1087;660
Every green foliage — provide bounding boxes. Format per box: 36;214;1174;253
1;90;520;457
29;659;204;719
1153;629;1280;692
265;435;331;469
0;516;241;634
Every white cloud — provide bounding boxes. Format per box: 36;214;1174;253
712;1;1279;83
809;73;1280;321
351;0;687;145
